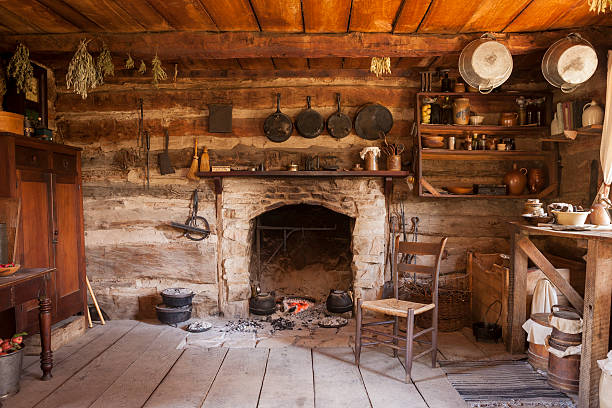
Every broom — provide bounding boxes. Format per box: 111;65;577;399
186;138;200;181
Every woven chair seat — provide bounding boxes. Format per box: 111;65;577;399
361;298;435;318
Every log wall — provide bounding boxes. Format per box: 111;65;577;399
55;70;544;319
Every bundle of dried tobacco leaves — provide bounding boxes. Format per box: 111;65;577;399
7;43;34;94
370;57;391;77
125;53;134;69
96;42;114;82
66;39;99;99
151;54;167;87
138;60;146;75
0;61;7;99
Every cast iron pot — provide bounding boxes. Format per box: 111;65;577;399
249;292;276;315
161;288;195;308
155;304;192;325
326;290;353;314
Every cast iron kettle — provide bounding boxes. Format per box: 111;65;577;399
249;291;276;315
326;93;352;139
326;290;353;313
296;96;324;138
264;93;293;143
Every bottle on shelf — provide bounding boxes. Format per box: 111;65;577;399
472;132;479;150
478;134;487;151
441;70;451;92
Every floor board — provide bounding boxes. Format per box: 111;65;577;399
33;322;163;408
258;347;315;408
89;327;186;408
201;348;269;408
143;347;228;408
312;347;372;408
8;320;139;408
436;330;488;361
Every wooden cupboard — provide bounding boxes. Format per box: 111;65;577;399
0;133;86;332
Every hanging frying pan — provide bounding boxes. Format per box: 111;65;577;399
354;103;393;140
326;93;352;139
295;96;324;139
264;93;293;143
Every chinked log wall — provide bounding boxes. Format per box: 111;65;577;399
55;70;532;319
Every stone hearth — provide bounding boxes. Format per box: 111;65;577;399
219;177;387;317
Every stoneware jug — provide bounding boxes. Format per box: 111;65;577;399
582;100;604;127
589;203;611;226
453;98;470;125
503;163;528;195
528;168;546;193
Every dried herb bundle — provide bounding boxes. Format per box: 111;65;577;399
66;39;99;99
0;61;6;99
138;60;146;75
125;53;134;69
7;43;34;94
151;54;167;87
589;0;612;13
96;43;114;82
370;57;391;77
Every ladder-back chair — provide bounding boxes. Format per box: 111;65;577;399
355;236;447;383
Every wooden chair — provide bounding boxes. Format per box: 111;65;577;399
355;236;447;383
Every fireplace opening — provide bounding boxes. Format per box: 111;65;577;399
249;204;354;305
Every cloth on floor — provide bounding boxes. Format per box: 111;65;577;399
439;360;576;408
522;318;552;345
531;279;558;314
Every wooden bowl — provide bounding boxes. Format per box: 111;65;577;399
445;185;473;195
422;136;445;148
0;264;20;277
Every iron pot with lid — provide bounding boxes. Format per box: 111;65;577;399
326;290;353;313
459;33;513;94
542;33;598;93
161;288;195;308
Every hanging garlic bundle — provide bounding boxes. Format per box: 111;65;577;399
125;53;134;69
66;39;99;99
138;60;146;75
7;43;34;94
96;42;114;83
151;54;167;87
589;0;612;13
370;57;391;77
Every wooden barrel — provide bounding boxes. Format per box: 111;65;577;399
547;306;582;393
528;313;550;371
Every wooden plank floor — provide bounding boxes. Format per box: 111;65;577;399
3;319;514;408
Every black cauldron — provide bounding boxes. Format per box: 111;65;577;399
155;304;192;325
161;288;194;308
326;290;353;313
249;292;276;315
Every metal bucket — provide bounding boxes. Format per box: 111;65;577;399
0;347;24;399
0;223;8;264
459;33;513;94
542;33;598;93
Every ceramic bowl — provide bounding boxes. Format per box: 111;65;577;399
552;210;591;226
469;115;484;125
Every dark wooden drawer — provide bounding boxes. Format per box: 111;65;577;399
15;145;48;170
53;153;77;175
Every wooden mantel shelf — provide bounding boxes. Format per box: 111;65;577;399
195;170;412;195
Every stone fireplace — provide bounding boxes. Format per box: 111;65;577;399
219;177;387;317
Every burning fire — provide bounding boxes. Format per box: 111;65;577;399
283;297;314;314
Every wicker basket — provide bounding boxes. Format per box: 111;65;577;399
399;270;471;332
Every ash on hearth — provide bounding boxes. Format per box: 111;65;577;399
223;319;264;333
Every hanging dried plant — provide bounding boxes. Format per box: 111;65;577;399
151;54;167;87
7;43;34;94
66;39;99;99
370;57;391;77
589;0;612;13
138;60;146;75
96;42;114;82
0;61;7;99
125;53;134;69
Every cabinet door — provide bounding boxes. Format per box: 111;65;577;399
53;176;85;321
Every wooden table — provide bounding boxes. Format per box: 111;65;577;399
0;268;54;380
507;223;612;407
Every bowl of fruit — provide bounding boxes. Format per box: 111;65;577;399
0;263;20;277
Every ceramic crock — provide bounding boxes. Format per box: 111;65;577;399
582;100;604;126
453;98;470;125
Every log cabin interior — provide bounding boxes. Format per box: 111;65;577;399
0;1;611;407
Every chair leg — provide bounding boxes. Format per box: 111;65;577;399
431;307;438;368
392;316;399;357
404;309;414;383
355;299;362;366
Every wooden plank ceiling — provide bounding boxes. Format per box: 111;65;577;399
0;0;609;72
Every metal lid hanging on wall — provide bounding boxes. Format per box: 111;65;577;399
459;33;513;94
541;33;598;93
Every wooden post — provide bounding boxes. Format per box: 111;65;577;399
38;295;53;380
579;240;612;407
508;231;528;353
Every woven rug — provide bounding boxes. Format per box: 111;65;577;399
439;360;575;408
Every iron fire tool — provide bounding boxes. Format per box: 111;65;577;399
144;130;150;189
169;189;210;241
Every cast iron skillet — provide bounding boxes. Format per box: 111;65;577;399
326;93;352;139
295;96;324;139
354;103;393;140
264;93;293;143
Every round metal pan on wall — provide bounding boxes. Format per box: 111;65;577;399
542;33;598;93
459;33;513;94
264;93;293;143
295;96;325;139
354;103;393;140
326;93;352;139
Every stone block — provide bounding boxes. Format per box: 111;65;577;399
224;300;249;318
227;282;250;302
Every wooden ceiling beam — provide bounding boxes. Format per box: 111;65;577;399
1;27;609;59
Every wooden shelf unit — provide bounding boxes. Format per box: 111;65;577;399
543;124;603;142
415;91;558;199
